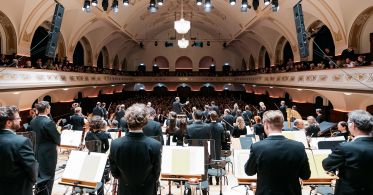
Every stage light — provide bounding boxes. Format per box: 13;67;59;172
112;0;119;13
123;0;129;6
92;0;98;6
158;0;163;6
82;0;91;12
196;0;202;6
230;0;236;5
148;0;158;13
264;0;270;6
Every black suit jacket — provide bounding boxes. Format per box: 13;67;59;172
0;130;38;195
322;137;373;195
29;116;60;183
209;122;224;160
143;119;164;145
69;114;85;130
110;132;162;195
187;121;211;140
245;135;311;195
172;101;185;114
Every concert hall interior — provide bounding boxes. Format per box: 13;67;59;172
0;0;373;195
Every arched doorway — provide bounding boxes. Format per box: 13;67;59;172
73;41;84;66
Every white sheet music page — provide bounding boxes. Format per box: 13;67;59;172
62;151;108;182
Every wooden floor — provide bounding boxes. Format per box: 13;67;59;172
52;149;319;195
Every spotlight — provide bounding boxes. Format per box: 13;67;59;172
123;0;129;6
112;0;119;13
158;0;163;6
82;0;91;12
148;0;158;12
196;0;203;6
92;0;98;6
252;0;259;10
102;0;109;11
230;0;236;5
241;0;248;8
264;0;270;6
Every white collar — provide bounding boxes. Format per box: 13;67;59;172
268;132;282;136
352;135;371;141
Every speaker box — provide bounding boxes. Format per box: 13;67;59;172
45;3;64;58
293;3;309;58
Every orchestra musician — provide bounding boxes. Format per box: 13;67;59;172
245;110;311;195
0;106;38;195
279;101;287;121
110;103;162;195
29;101;60;195
172;97;189;114
323;110;373;195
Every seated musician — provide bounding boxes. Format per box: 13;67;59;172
245;110;311;195
323;110;373;195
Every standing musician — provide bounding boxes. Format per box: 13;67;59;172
279;101;287;121
0;106;38;195
172;97;189;114
110;103;162;195
258;102;266;119
323;110;373;195
245;110;311;195
29;101;60;195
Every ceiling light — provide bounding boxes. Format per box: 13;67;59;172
178;37;189;48
92;0;98;6
112;0;119;12
82;0;91;12
196;0;202;6
158;0;163;6
123;0;129;6
230;0;236;5
174;0;190;34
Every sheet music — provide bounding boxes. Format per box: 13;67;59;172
161;146;204;176
282;131;309;148
60;130;84;147
310;136;345;149
62;151;108;183
233;149;257;179
306;149;332;179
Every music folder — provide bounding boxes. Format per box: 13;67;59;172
161;146;204;178
60;150;108;189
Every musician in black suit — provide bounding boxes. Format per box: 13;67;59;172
279;101;287;121
323;110;373;195
110;103;162;195
223;109;234;133
315;108;325;124
29;101;61;195
209;111;224;184
210;101;220;116
92;102;104;117
0;106;38;195
143;107;164;145
172;97;189;114
187;110;211;140
68;107;86;130
305;116;320;137
245;110;311;195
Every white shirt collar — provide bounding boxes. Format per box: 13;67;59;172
352;135;371;141
268;132;283;136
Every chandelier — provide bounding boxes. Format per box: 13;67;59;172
174;0;190;34
178;37;189;48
